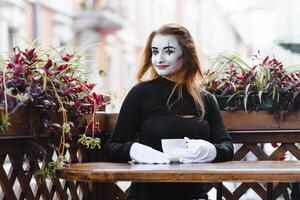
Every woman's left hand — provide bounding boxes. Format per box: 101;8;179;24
172;137;217;163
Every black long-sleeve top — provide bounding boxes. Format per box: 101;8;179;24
104;76;234;200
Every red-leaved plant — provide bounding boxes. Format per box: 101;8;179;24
204;52;300;116
0;45;107;180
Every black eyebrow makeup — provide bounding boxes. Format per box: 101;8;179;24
163;42;176;51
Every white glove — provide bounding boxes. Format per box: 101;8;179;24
173;137;217;163
129;142;170;164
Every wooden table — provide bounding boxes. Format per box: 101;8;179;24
58;160;300;200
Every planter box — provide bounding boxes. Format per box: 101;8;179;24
0;109;87;136
0;109;31;136
222;111;300;130
85;112;300;132
216;95;273;111
84;112;117;133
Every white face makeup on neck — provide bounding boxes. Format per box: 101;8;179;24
151;34;183;79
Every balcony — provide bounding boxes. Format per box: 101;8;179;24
73;8;123;35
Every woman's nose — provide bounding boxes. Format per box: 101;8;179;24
158;53;165;64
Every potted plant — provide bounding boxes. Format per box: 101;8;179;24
204;53;255;111
204;52;300;118
0;44;108;180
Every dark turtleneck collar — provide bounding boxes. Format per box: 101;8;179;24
155;76;177;86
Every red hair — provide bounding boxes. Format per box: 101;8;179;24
137;23;205;118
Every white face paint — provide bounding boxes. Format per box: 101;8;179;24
151;34;183;78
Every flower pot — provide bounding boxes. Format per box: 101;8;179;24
215;95;243;111
294;95;300;109
215;95;230;110
216;94;275;112
260;96;273;110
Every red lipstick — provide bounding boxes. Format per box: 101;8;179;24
157;64;169;69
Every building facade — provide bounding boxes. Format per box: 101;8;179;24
0;0;245;111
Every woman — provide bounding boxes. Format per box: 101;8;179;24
104;23;234;200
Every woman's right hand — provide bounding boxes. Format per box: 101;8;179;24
129;142;170;164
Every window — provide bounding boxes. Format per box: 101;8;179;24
8;27;16;51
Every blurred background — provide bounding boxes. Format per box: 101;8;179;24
0;0;300;111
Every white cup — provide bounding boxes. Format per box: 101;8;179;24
161;139;186;159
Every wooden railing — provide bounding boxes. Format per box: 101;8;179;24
0;126;117;199
0;111;300;200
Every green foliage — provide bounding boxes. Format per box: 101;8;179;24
35;156;66;182
78;134;101;149
0;114;10;132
